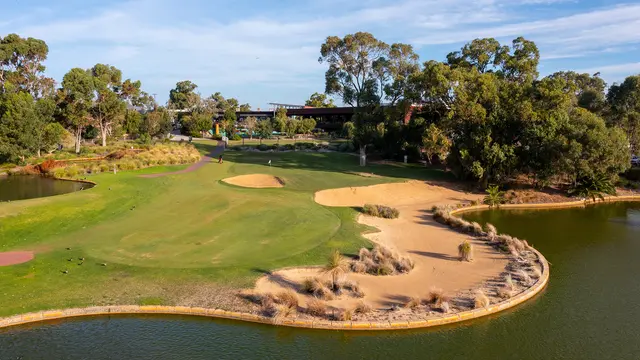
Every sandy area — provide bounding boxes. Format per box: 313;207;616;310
0;251;34;266
222;174;285;188
255;181;508;311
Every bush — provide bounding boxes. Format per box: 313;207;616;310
426;287;449;306
257;144;270;151
338;142;355;152
339;309;353;321
458;241;473;261
351;261;367;273
276;290;299;309
404;296;422;309
354;301;372;314
230;134;242;141
362;204;399;219
305;299;327;317
474;290;490;308
497;286;512;299
137;133;152;145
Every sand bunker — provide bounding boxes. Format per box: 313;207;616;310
222;174;284;188
0;251;34;266
256;181;508;312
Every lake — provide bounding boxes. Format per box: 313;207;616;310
0;175;90;201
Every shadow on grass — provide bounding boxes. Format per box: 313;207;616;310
221;147;455;183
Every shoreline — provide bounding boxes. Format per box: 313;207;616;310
0;246;548;330
2;187;636;331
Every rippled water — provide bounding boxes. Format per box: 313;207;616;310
0;175;89;201
1;202;639;360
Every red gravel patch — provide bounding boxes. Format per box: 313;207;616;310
0;251;34;266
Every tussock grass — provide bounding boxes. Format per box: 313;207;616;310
306;298;328;317
323;249;349;290
474;290;490;308
426;287;450;307
505;274;514;291
358;248;371;261
440;301;451;313
458;241;473;261
470;222;484;235
485;223;497;240
354;300;372;314
530;266;542;279
351;261;367;273
395;257;415;273
377;260;395;275
276;290;299;309
362;204;399;219
339;309;353;321
404;296;422;309
497;286;512;299
517;270;532;286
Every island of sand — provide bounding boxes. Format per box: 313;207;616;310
254;180;544;322
222;174;285;188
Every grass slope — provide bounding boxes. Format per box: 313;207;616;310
0;141;451;316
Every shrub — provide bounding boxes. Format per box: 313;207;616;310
323;249;349;290
339;309;353;321
230;134;242;141
260;293;278;316
405;296;422;309
351;261;367;273
484;185;505;207
362;204;399;219
301;278;316;293
257;144;270;151
354;301;372;314
362;204;379;217
530;266;542;279
377;260;395;275
37;159;59;174
426;287;450;306
358;248;371;261
470;222;484;235
517;270;532;286
313;281;334;300
458;241;473;261
505;274;514;291
474;290;490;308
305;299;327;317
395;257;415;273
485;223;497;240
277;290;299;309
497;286;512;299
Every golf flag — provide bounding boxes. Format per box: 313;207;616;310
268;160;272;166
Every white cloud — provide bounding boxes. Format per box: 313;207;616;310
3;0;640;106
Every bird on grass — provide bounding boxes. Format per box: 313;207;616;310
100;263;107;267
66;247;71;250
79;257;85;261
78;261;84;266
61;270;68;274
67;258;73;262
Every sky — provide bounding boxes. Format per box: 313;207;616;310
2;0;640;109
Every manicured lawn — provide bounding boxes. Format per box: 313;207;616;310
0;143;451;316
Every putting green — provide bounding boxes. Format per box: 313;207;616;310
0;142;451;316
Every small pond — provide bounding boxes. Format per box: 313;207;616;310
0;175;91;201
0;202;639;359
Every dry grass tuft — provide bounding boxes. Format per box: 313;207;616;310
358;248;371;261
497;286;512;299
354;300;372;314
470;222;484;235
404;296;422;309
485;223;497;239
301;278;316;293
530;265;542;279
517;270;532;286
458;240;473;261
474;290;490;308
395;257;415;273
351;261;367;273
276;290;299;309
505;274;514;291
339;309;353;321
306;298;328;317
440;301;451;313
426;287;450;306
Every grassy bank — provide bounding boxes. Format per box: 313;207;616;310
0;143;449;316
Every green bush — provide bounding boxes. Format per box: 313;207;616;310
230;134;242;141
257;144;270;151
624;168;640;181
338;142;355;152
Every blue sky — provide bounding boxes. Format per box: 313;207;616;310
2;0;640;109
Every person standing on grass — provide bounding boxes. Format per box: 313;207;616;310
218;154;223;164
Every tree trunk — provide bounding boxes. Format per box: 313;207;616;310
75;129;82;154
37;149;41;158
359;145;367;167
101;129;107;147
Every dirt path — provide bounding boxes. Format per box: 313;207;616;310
255;181;509;311
0;251;34;266
140;141;225;178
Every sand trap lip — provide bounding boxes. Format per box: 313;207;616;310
222;174;285;188
0;251;34;266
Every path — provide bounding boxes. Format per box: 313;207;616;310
140;141;225;178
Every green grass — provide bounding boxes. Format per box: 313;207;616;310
0;142;451;316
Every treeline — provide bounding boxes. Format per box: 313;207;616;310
319;33;638;188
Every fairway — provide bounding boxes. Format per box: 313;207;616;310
0;142;451;316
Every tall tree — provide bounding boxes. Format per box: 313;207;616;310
0;92;40;162
319;32;389;107
607;75;640;153
0;34;54;98
90;64;126;146
169;80;199;110
305;92;336;108
57;68;94;154
244;116;257;139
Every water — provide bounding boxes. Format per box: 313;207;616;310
0;175;89;201
1;202;639;360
